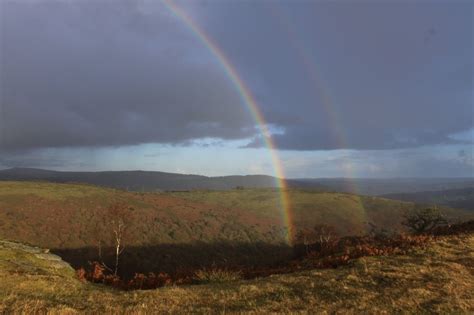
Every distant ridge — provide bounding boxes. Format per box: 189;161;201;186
0;168;473;195
382;187;474;211
0;168;281;191
291;177;474;195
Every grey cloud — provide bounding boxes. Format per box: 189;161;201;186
193;1;473;150
281;146;474;178
0;152;68;169
0;0;254;152
0;0;472;155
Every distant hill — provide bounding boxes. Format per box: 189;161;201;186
382;187;474;211
0;168;474;201
1;168;473;195
290;177;474;195
0;167;282;191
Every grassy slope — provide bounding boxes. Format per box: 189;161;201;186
1;181;470;248
383;187;474;211
1;234;473;314
1;181;472;275
0;181;286;248
170;189;471;234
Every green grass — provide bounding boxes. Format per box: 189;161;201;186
1;235;473;313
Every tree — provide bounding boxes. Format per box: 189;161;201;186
402;207;447;234
101;201;135;276
295;224;338;254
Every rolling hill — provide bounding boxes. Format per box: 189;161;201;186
2;168;473;195
383;187;474;211
292;177;474;195
0;181;472;277
0;168;282;192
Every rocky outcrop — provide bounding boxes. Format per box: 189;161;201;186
0;240;73;271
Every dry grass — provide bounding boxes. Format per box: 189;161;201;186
194;268;243;284
1;234;473;314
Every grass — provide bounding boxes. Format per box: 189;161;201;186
0;234;473;313
194;268;243;284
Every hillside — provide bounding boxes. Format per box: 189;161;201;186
0;168;282;192
0;181;472;278
169;189;472;235
2;168;473;195
383;187;474;211
292;177;474;196
1;233;473;313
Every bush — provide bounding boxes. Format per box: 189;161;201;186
367;222;396;240
127;272;173;290
77;261;176;290
294;224;339;255
193;268;242;284
402;207;448;234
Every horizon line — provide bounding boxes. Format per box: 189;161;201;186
1;167;473;180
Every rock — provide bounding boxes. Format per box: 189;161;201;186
0;239;74;271
0;240;44;254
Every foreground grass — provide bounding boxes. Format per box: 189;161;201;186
1;234;473;314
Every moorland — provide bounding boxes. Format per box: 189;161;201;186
0;179;473;313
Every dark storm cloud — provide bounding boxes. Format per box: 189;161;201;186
191;1;473;150
0;0;472;154
0;0;254;152
0;154;67;169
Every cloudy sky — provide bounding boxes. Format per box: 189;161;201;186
0;0;472;178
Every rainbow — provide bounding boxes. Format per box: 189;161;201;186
162;0;294;243
267;4;362;195
266;5;370;229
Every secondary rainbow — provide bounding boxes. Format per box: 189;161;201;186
162;0;295;243
267;4;362;195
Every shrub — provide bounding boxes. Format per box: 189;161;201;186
127;272;173;290
367;222;396;240
76;267;87;282
432;220;474;235
193;268;242;284
402;207;448;234
77;262;176;290
295;224;339;255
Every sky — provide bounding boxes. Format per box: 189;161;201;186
0;0;472;178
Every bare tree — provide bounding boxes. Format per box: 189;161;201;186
102;201;135;276
295;224;338;254
313;224;338;247
295;228;315;255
